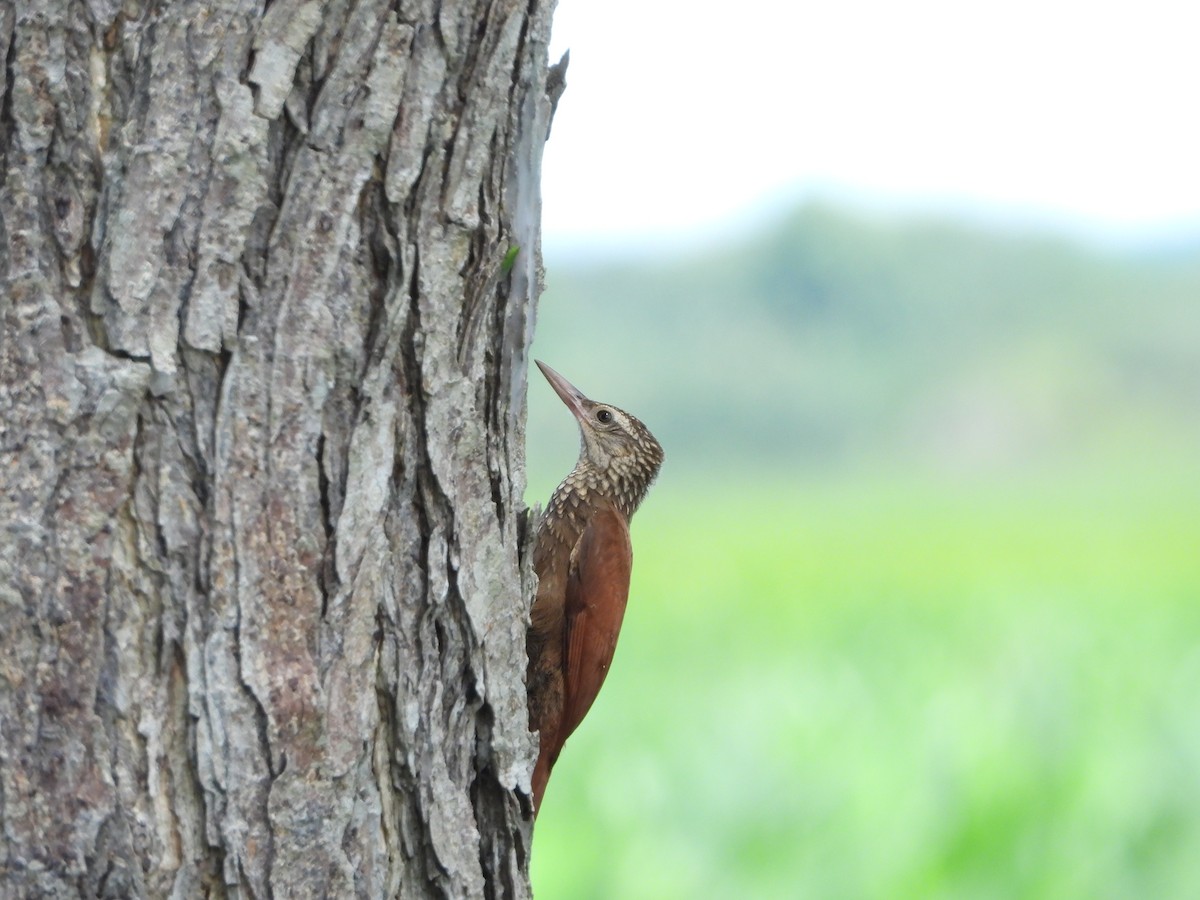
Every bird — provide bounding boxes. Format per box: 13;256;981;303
526;360;664;815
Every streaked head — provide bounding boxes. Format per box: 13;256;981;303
536;360;664;513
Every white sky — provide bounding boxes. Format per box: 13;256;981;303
541;0;1200;252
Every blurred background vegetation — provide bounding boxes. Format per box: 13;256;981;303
524;203;1200;898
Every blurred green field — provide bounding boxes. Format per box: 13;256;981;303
529;466;1200;898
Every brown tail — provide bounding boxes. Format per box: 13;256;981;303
531;730;561;817
532;754;551;816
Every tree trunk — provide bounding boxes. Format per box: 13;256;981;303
1;0;558;895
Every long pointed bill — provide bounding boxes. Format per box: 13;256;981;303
535;360;589;423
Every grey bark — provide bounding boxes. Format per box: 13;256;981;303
0;0;559;896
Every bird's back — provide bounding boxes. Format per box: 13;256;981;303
527;484;632;810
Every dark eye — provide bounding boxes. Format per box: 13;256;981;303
596;409;612;424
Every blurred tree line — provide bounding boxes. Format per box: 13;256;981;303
532;205;1200;476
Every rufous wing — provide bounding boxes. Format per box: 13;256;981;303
559;503;634;743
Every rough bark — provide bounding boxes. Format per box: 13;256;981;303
0;0;558;896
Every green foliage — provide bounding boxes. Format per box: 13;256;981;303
531;471;1200;898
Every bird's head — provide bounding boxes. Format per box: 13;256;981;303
536;360;664;514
